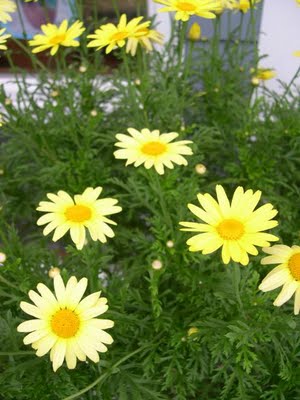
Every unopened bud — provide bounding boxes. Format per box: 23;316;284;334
195;163;206;175
187;327;199;336
90;110;98;117
48;267;61;278
152;260;163;270
188;22;201;41
0;252;6;263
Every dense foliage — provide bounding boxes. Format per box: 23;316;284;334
0;2;300;399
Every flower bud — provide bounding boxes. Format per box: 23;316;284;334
188;23;201;41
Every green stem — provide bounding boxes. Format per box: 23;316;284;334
16;0;27;40
111;0;120;18
62;347;147;400
282;65;300;101
0;351;35;356
177;21;188;75
231;263;243;311
121;49;141;122
0;274;21;291
149;172;173;233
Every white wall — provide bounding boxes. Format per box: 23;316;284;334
259;0;300;91
147;0;171;42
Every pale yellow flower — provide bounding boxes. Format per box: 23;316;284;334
87;14;150;54
232;0;260;13
29;19;85;56
0;0;16;23
180;185;279;265
17;274;114;371
0;28;11;51
259;245;300;315
154;0;221;21
36;187;122;250
252;67;276;82
114;128;193;175
293;50;300;57
126;25;164;56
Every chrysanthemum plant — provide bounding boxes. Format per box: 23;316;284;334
1;0;300;399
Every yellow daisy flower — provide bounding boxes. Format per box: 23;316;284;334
29;19;85;56
232;0;260;13
0;0;15;23
126;26;164;56
0;28;11;51
252;67;276;82
87;14;150;54
259;245;300;314
36;187;122;250
17;274;114;371
154;0;222;22
114;128;193;175
180;185;279;265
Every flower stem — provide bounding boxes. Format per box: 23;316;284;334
0;351;35;356
62;346;148;400
0;274;21;291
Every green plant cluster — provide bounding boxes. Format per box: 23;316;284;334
0;2;300;399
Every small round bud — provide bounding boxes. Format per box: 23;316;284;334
166;240;174;248
4;98;12;105
48;267;61;278
0;169;4;175
51;90;59;98
187;327;199;336
152;260;163;270
134;79;141;85
90;110;98;117
0;252;6;263
195;163;206;175
79;65;87;73
251;77;260;86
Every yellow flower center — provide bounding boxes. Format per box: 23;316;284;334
111;31;128;41
50;33;67;45
176;1;196;11
217;219;244;240
65;204;92;223
51;309;80;338
141;141;167;156
288;253;300;281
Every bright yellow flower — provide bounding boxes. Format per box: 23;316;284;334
87;14;150;54
180;185;279;266
0;0;16;23
114;128;193;175
17;274;114;371
0;28;10;50
188;22;201;41
29;19;85;56
126;25;164;56
154;0;221;22
252;68;276;82
293;50;300;57
232;0;260;13
36;187;122;250
259;245;300;315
